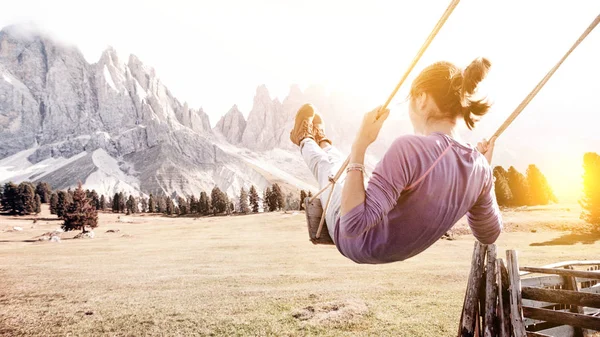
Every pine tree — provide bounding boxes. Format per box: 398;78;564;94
189;194;197;214
88;190;99;210
148;194;155;213
1;182;19;214
178;196;188;215
99;195;106;211
112;193;120;213
273;184;285;210
239;188;250;214
299;190;307;211
249;185;259;213
35;182;52;203
165;197;174;215
157;196;166;213
263;187;271;212
126;195;136;214
140;197;148;213
580;152;600;229
50;192;59;214
34;194;41;214
493;166;513;207
62;183;98;233
118;192;126;213
56;190;72;219
211;187;227;215
526;164;556;205
18;182;36;215
199;192;209;215
507;166;530;206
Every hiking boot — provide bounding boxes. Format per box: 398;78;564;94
313;113;332;146
290;103;316;146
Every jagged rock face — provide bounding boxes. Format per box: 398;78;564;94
0;26;214;160
0;24;282;198
240;85;285;151
240;83;370;153
0;24;379;198
0;26;99;157
214;105;246;144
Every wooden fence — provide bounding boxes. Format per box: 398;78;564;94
458;242;600;337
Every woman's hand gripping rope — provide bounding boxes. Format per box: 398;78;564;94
476;136;497;165
353;106;391;150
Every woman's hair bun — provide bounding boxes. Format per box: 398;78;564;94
462;57;491;96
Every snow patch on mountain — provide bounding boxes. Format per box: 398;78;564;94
85;149;142;197
103;65;118;92
0;148;87;183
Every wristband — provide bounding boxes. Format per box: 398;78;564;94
346;163;365;174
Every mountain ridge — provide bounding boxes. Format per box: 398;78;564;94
0;24;359;198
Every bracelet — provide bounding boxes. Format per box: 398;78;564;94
346;163;365;174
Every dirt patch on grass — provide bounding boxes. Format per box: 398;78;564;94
292;298;369;327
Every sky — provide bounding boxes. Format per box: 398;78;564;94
1;0;599;201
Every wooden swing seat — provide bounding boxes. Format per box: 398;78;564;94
304;197;334;245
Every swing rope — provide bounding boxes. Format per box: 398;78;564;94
310;0;462;239
310;11;600;240
492;14;600;139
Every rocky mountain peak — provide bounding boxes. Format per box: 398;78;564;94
99;46;120;66
288;84;303;97
214;104;246;144
0;23;43;44
255;84;271;100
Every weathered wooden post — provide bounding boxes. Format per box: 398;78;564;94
564;266;587;337
459;242;488;337
496;258;511;337
507;250;527;337
483;245;497;337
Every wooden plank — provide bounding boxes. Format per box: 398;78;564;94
581;284;600;294
538;325;576;337
520;267;600;280
522;275;566;288
519;261;600;276
459;242;487;337
521;287;600;309
582;265;600;289
521;275;597;289
498;258;512;337
523;298;560;309
526;331;554;337
522;306;600;331
484;245;497;337
565;266;586;337
525;318;569;332
508;250;528;337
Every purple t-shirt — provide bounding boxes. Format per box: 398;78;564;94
334;132;502;264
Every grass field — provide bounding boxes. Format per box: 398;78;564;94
1;205;599;336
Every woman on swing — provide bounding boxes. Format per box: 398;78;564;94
290;58;503;264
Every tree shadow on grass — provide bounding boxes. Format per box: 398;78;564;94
0;240;39;243
530;231;600;246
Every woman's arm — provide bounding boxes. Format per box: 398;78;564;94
340;107;389;216
340;142;368;216
338;106;419;239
